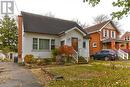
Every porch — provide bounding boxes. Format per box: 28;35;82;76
102;39;130;59
102;39;124;50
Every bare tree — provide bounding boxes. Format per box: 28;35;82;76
44;12;55;18
93;14;109;24
93;14;123;34
73;19;86;28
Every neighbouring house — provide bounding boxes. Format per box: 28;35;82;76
121;32;130;41
120;32;130;51
18;12;90;62
84;20;124;55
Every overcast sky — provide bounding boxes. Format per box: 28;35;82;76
14;0;130;33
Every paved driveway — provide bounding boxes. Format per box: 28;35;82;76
0;62;43;87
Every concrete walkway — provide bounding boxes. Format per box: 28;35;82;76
0;62;43;87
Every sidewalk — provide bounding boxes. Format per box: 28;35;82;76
0;62;43;87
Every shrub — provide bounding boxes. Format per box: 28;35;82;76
58;45;74;56
52;49;59;62
24;54;36;64
58;45;74;64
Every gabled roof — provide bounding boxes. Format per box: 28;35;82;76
21;11;86;35
121;32;130;40
84;20;120;34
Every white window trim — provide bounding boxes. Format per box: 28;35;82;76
50;39;55;50
103;29;106;37
107;30;109;37
111;31;115;38
49;39;51;51
93;42;97;48
32;38;55;51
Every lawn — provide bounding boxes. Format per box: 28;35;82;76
44;61;130;87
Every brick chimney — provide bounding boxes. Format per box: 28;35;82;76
18;15;22;62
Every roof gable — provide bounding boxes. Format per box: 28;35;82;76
21;11;85;35
84;20;120;34
121;32;130;40
65;27;86;36
84;20;110;34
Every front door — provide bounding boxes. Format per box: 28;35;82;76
71;38;78;51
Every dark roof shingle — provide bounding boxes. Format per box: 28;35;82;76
84;20;110;33
21;11;85;35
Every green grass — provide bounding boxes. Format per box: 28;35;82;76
45;61;130;87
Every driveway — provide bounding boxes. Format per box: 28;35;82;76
0;62;43;87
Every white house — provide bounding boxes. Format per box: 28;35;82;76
18;12;89;62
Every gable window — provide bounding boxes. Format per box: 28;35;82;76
127;36;130;40
39;39;49;50
125;37;127;40
103;29;109;38
103;29;106;37
83;41;86;48
111;31;115;38
93;42;97;48
33;38;38;50
51;39;55;50
107;30;109;37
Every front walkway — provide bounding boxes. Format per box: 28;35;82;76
0;62;42;87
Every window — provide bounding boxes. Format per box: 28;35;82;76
125;36;127;40
107;30;109;37
103;29;106;37
105;30;107;37
61;40;65;46
33;38;38;50
111;31;115;38
128;36;130;40
83;41;86;48
51;39;55;50
93;42;97;48
103;29;109;38
39;39;49;50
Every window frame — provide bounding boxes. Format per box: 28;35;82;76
92;42;97;48
83;41;86;48
32;38;38;50
111;31;115;38
51;39;55;50
39;39;50;50
32;38;56;51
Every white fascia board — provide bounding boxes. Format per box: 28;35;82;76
65;27;86;36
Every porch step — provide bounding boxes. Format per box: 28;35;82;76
78;57;88;64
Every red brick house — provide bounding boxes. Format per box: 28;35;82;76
120;32;130;50
121;32;130;41
84;20;123;55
